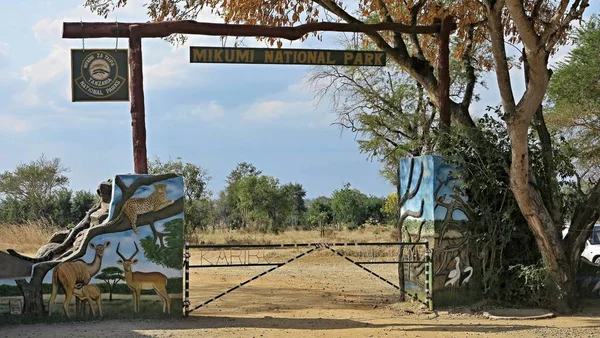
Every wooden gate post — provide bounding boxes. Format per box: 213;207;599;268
128;24;148;174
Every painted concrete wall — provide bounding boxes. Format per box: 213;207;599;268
0;174;185;320
399;155;482;307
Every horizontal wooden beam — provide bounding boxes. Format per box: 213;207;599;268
63;20;447;40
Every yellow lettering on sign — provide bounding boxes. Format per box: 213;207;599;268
265;50;274;63
307;51;317;64
364;53;374;66
297;51;307;63
343;52;353;64
214;50;223;62
375;53;384;65
192;49;208;62
236;49;252;63
317;52;326;64
353;53;363;65
274;51;284;63
326;52;336;64
225;50;235;62
283;51;294;63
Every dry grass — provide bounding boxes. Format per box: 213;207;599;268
0;222;400;257
191;224;399;245
0;221;59;255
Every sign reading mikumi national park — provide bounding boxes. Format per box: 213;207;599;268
190;46;387;66
71;49;130;102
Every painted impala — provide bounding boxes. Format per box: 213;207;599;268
116;241;171;314
48;241;110;318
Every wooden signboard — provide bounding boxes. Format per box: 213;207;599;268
71;49;130;102
190;47;386;67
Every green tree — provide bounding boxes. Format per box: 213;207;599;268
547;15;600;181
330;183;369;228
306;196;333;234
141;218;184;269
71;190;97;223
223;162;262;229
49;188;73;225
0;154;69;222
281;183;307;228
95;266;124;301
236;175;291;232
364;196;385;225
148;156;214;231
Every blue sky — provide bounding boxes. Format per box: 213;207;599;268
0;1;598;199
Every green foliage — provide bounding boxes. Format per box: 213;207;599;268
0;155;89;225
306;196;333;228
330;183;377;228
95;266;124;301
148;156;213;232
70;190;97;221
140;218;184;269
439;113;579;306
547;15;600;176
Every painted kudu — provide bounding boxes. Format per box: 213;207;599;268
48;241;110;318
116;241;171;314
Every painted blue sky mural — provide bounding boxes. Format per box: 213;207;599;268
108;175;184;220
399;155;468;222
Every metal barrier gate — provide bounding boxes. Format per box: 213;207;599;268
183;242;433;317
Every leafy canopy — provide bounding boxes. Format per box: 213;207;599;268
547;15;600;176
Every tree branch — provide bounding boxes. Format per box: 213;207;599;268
461;24;476;108
505;0;540;50
485;3;517;117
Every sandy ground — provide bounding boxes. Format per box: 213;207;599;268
2;248;600;337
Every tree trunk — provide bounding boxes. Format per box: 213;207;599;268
507;122;575;313
109;290;113;301
15;277;46;317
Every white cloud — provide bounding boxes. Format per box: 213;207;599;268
0;42;8;56
0;114;31;133
191;101;225;121
14;44;69;107
242;100;316;122
166;101;225;121
143;55;190;90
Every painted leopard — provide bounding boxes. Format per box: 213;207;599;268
120;183;174;234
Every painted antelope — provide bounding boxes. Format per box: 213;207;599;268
48;241;110;318
116;241;171;314
73;284;103;317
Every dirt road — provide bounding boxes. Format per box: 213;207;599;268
1;248;599;337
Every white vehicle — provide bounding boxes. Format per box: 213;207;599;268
563;224;600;264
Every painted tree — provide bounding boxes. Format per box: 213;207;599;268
95;266;124;301
83;0;596;313
141;218;184;269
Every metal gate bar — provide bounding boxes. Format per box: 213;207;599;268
184;241;433;315
185;246;317;316
325;246;429;308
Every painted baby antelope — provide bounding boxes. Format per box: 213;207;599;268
116;241;171;314
73;284;103;317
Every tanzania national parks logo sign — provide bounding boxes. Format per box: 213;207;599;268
71;49;129;102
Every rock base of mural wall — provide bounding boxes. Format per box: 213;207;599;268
399;155;482;308
0;174;185;322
